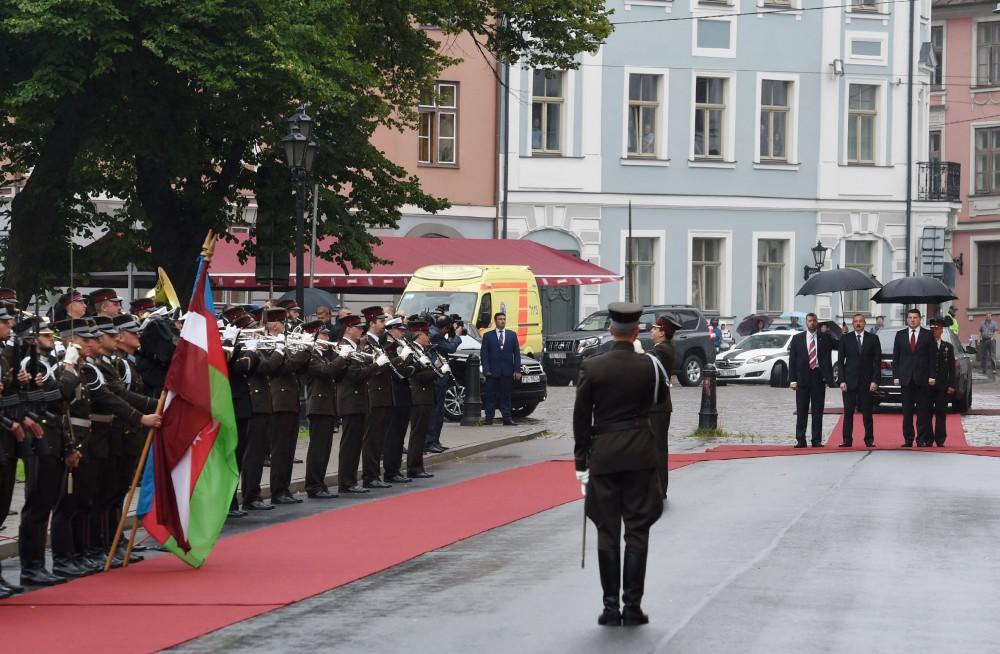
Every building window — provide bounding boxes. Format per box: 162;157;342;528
844;241;875;314
929;129;942;162
692;237;722;313
978;242;1000;307
756;239;786;314
694;77;726;160
417;82;457;165
931;26;944;89
763;0;792;7
977;23;1000;87
852;0;878;11
760;80;790;162
627;74;659;157
975;126;1000;195
532;71;564;154
626;237;656;305
847;84;877;165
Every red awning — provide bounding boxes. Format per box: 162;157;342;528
208;234;620;289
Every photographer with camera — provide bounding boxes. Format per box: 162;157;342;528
425;312;464;453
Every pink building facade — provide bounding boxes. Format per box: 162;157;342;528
932;0;1000;344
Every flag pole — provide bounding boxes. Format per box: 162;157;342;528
106;232;218;571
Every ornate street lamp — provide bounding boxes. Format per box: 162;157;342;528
281;107;319;312
802;240;829;281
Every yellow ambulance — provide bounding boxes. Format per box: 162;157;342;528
396;265;543;356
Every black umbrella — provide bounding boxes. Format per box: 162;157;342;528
737;314;772;337
277;288;339;318
871;276;957;305
796;268;882;296
819;320;843;340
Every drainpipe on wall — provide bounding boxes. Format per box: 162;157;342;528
905;0;915;277
501;60;510;240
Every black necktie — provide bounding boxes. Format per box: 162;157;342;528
857;333;862;349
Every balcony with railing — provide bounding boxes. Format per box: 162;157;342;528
917;161;960;202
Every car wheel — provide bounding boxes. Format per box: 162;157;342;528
512;403;538;418
769;362;788;388
444;382;465;422
679;355;703;387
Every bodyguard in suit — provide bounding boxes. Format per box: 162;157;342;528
649;314;680;499
928;318;957;447
480;312;521;426
892;309;938;447
304;325;340;499
574;303;669;627
836;313;882;448
788;313;836;448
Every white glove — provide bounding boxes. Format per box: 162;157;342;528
375;353;390;367
418;355;431;366
222;325;240;341
440;362;451;374
338;345;352;358
54;342;66;357
274;343;286;355
245;339;258;351
399;345;414;359
63;345;80;366
575;470;589;497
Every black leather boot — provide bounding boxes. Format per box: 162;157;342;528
596;549;622;626
52;556;89;579
622;547;649;626
20;563;63;587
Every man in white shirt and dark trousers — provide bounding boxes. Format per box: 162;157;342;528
480;312;521;426
788;313;836;448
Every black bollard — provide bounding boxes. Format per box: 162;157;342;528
697;363;718;430
461;353;483;426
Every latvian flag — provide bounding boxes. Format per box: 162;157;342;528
137;256;238;568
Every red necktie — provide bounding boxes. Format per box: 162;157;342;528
808;335;818;370
910;330;916;353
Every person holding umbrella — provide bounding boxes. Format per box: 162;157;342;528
893;309;937;447
788;313;836;448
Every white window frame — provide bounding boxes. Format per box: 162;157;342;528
843;77;887;166
417;82;458;166
846;0;890;17
754;72;800;166
621;67;670;164
970;236;1000;309
692;16;738;58
845;31;889;67
931;23;946;93
618;229;667;303
624;0;673;11
968;119;1000;196
686;230;732;317
690;70;737;166
839;236;883;317
755;0;801;17
531;70;565;156
751;232;796;315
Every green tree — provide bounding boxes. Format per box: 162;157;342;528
0;0;612;302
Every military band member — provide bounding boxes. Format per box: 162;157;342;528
220;317;257;517
404;321;437;480
52;290;88;322
574;303;668;627
332;314;373;494
649;314;680;500
276;299;303;330
242;319;284;511
382;317;416;484
928;318;957;447
360;306;400;489
0;304;29;596
90;288;124;318
130;297;156;320
304;324;340;499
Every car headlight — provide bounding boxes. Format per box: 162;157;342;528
747;355;768;364
577;337;600;352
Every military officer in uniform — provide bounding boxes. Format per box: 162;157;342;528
276;299;303;329
220;318;258;516
382;318;417;484
928;318;957;447
360;306;400;489
304;323;340;499
404;320;437;480
649;314;680;500
0;305;30;596
89;288;125;318
242;319;284;511
574;303;668;627
130;297;156;319
51;290;88;322
333;315;374;494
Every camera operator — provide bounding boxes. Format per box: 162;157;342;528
425;313;464;453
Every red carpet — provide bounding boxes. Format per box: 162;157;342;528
0;461;580;653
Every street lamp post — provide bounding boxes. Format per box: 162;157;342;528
281;107;319;312
802;240;829;281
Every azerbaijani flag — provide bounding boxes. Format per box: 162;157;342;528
136;255;238;568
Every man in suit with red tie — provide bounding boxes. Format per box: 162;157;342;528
788;313;836;448
837;313;882;448
480;312;521;426
893;308;938;447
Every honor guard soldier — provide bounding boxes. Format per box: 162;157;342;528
303;322;340;499
332;314;373;494
382;317;416;484
16;317;77;587
0;304;28;596
403;320;437;480
241;315;284;511
360;306;402;489
90;288;125;318
574;303;669;627
928;318;958;447
649;313;681;499
264;308;311;504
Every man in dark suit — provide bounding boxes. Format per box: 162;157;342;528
836;313;882;448
928;318;957;447
893;309;938;447
788;312;835;448
480;312;521;426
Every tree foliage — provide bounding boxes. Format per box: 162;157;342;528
0;0;612;302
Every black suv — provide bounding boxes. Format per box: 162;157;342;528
542;305;716;387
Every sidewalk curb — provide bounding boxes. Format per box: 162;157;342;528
0;428;548;561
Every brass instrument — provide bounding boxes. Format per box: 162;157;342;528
364;334;406;380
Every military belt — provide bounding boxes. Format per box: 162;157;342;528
88;414;114;424
70;417;92;428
